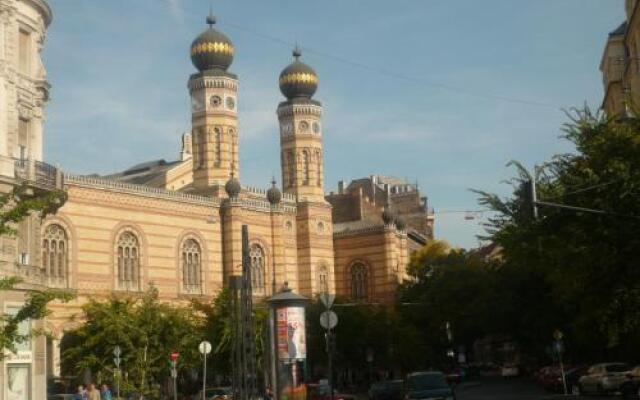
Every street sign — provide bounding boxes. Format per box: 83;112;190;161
199;341;212;355
320;310;338;329
113;346;121;357
171;368;177;378
553;330;563;341
170;351;179;361
320;293;335;309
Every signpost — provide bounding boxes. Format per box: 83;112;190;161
553;330;567;395
199;341;212;400
113;346;121;400
319;295;337;400
171;351;179;400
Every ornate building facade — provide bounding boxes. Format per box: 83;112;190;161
0;2;434;398
601;0;640;115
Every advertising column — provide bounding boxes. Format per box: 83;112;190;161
268;285;309;400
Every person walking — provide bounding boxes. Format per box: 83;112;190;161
74;385;87;400
100;384;113;400
87;384;101;400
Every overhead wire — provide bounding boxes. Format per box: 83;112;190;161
221;20;562;109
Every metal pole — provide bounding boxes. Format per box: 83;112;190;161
327;331;334;400
203;352;207;400
116;369;120;400
559;353;567;395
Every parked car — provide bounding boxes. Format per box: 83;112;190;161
307;383;353;400
553;366;587;394
578;363;632;395
501;363;519;378
194;387;232;400
404;371;456;400
620;365;640;398
368;380;403;400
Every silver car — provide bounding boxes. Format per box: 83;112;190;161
578;363;631;394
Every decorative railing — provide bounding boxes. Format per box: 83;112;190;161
0;156;63;190
65;174;219;205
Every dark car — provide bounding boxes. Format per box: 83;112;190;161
307;383;353;400
195;387;233;400
405;372;455;400
368;380;403;400
620;366;640;398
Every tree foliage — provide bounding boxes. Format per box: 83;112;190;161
473;108;640;360
0;184;71;359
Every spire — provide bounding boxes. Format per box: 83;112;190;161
293;43;302;61
206;3;216;27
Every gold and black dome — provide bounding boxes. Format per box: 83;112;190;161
190;13;234;72
279;47;318;100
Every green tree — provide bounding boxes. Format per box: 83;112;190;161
0;184;71;358
475;108;640;361
62;286;203;397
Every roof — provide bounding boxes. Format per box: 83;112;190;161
102;159;182;186
609;21;627;37
333;219;381;234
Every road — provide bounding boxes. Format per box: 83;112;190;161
455;377;614;400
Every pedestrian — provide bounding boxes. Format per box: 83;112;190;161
100;384;112;400
87;383;101;400
75;385;86;400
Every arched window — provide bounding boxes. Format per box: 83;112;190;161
350;263;369;302
214;128;221;166
316;150;322;187
317;264;328;294
42;224;68;287
117;231;140;291
249;244;265;294
182;239;202;294
302;150;310;185
288;151;296;188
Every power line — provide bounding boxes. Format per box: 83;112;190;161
222;21;561;109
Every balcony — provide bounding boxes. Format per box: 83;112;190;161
0;261;47;288
0;156;63;191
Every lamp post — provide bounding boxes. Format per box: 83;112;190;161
113;346;121;400
199;341;212;400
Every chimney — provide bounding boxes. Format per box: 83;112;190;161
338;180;344;194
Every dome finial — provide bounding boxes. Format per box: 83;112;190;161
293;43;302;60
206;2;216;27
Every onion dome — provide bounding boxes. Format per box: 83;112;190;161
224;175;241;198
267;179;282;205
382;207;395;226
395;216;407;231
279;47;318;100
190;13;234;72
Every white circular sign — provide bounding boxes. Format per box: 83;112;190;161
199;340;212;355
320;311;338;329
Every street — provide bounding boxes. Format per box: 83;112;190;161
455;377;614;400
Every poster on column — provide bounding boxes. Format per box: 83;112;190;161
276;306;307;360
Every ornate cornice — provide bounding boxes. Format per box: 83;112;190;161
188;75;238;92
64;174;219;207
277;102;322;118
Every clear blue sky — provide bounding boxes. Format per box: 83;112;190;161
43;0;624;249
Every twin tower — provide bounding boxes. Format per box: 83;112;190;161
187;14;325;202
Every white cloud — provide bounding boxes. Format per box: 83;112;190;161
165;0;184;21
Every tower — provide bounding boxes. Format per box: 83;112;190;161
277;48;324;202
277;48;335;296
188;13;239;192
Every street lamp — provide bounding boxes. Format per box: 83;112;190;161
113;346;121;400
199;341;212;400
